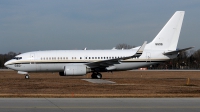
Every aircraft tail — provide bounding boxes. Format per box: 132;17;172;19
146;11;185;51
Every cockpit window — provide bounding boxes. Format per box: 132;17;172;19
13;57;22;60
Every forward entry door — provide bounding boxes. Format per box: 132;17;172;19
30;53;36;70
30;54;35;64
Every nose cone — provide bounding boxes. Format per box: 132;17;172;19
4;60;17;70
4;61;9;67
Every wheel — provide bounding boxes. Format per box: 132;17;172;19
25;75;29;79
91;73;96;79
91;72;102;79
96;73;102;79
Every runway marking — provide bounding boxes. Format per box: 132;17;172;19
82;79;116;84
0;106;200;109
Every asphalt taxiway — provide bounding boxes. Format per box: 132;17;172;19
0;98;199;112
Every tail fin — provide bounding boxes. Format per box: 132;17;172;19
146;11;185;51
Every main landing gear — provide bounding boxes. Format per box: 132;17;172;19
91;72;102;79
25;74;30;79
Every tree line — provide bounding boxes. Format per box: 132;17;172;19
0;52;19;68
148;50;198;69
165;49;200;69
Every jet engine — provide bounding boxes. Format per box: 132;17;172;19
59;65;90;76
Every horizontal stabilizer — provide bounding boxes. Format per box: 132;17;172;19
163;47;194;55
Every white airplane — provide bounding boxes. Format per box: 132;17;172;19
4;11;193;79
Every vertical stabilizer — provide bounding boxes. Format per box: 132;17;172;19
146;11;185;51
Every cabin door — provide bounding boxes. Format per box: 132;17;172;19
30;54;35;64
30;53;36;71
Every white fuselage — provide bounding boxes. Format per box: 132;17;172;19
4;49;176;73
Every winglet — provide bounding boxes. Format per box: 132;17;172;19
112;47;117;50
132;41;147;58
137;41;147;53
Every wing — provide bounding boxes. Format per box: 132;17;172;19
163;47;194;55
86;41;147;68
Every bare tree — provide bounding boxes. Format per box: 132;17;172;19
190;49;200;69
115;44;135;49
0;52;17;68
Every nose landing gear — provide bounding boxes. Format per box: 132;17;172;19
25;75;30;79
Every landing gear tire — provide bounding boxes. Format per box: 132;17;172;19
96;73;102;79
91;74;95;79
25;75;29;79
91;73;102;79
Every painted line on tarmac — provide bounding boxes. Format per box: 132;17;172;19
0;106;200;109
82;79;116;84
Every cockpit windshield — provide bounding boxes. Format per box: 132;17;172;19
13;57;22;60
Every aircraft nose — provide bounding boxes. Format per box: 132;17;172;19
4;61;9;67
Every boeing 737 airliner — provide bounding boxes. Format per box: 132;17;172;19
4;11;193;79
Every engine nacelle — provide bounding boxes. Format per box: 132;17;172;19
63;65;87;76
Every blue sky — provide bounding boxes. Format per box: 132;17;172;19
0;0;200;53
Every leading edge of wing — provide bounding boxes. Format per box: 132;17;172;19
86;41;147;68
